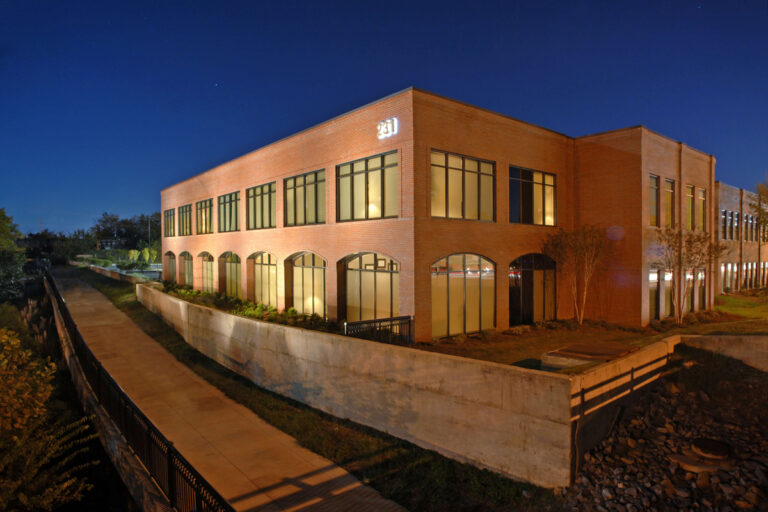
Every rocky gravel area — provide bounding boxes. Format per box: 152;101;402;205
561;345;768;511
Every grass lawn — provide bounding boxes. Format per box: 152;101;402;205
69;266;560;512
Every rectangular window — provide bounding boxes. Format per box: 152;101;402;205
431;150;495;221
246;182;277;230
728;211;734;239
650;175;660;227
685;185;695;230
285;170;325;226
649;270;659;320
664;179;675;228
163;209;175;237
734;212;740;240
509;167;555;226
696;189;706;232
217;191;240;232
178;204;192;236
337;151;399;221
196;199;213;234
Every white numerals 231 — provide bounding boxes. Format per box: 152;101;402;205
377;117;398;139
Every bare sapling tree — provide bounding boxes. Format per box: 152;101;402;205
652;228;727;324
542;225;608;325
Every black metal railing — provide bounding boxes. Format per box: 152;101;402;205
344;315;413;345
44;269;234;512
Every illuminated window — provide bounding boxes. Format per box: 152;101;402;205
431;150;494;221
180;252;193;286
165;252;176;282
649;270;659;320
288;253;326;317
246;183;277;230
200;252;214;293
431;254;495;337
721;210;727;239
196;199;213;234
663;271;674;318
178;204;192;236
649;175;659;227
163;209;175;237
344;253;399;322
664;179;675;228
510;167;555;226
251;252;277;308
685;185;694;230
696;190;706;232
218;192;240;232
220;252;241;298
338;151;399;221
734;212;740;240
285;170;325;226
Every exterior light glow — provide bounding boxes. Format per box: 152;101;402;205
377;117;398;139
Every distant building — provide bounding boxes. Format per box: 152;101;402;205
161;87;723;341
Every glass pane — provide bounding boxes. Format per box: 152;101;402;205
448;169;463;218
448;154;462;169
392;272;399;317
533;183;543;225
431;272;447;338
347;270;360;322
255;195;262;228
271;191;276;227
431;165;446;217
339;164;350;176
367;157;381;170
296;185;305;225
317;182;325;223
293;266;303;314
466;266;480;332
354;173;366;219
286;191;294;225
303;267;313;315
306;184;316;224
430;150;444;165
544;184;555;226
465;171;478;220
269;264;277;307
340;176;351;220
262;192;270;227
384;166;399;217
480;162;493;175
384;152;398;166
368;169;382;218
480;175;493;221
509;178;520;223
449;263;465;335
481;265;494;330
464;158;478;172
313;268;325;317
361;271;375;321
544;174;554;185
375;272;390;319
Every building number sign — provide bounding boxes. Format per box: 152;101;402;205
377;117;399;139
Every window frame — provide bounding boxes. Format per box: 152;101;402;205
336;151;399;222
649;175;660;227
163;209;175;237
178;204;192;236
196;199;213;235
284;169;326;227
246;182;277;230
217;191;240;233
509;166;556;226
664;178;675;228
430;149;496;222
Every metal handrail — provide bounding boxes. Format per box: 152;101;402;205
344;315;413;345
44;269;234;512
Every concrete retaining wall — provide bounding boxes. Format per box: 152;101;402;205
88;265;148;284
137;284;573;488
682;335;768;372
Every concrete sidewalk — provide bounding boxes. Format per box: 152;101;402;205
55;270;404;512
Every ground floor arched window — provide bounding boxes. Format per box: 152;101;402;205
180;252;193;286
343;253;399;322
165;252;176;283
509;254;555;325
287;253;325;317
697;269;706;311
431;253;495;337
200;252;214;293
220;252;241;298
251;252;277;308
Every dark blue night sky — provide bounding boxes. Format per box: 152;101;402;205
1;1;766;234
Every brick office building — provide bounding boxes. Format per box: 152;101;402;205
161;87;718;341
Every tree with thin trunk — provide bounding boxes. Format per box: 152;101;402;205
542;225;608;325
651;227;727;324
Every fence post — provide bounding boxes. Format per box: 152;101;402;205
167;444;176;508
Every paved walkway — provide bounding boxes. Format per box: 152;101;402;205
55;270;404;512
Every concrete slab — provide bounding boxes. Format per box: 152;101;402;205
55;271;404;512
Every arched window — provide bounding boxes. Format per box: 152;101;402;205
509;254;555;325
250;252;277;308
431;254;495;337
220;252;241;298
179;252;193;286
287;253;325;317
200;252;214;293
343;253;399;322
165;252;176;283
